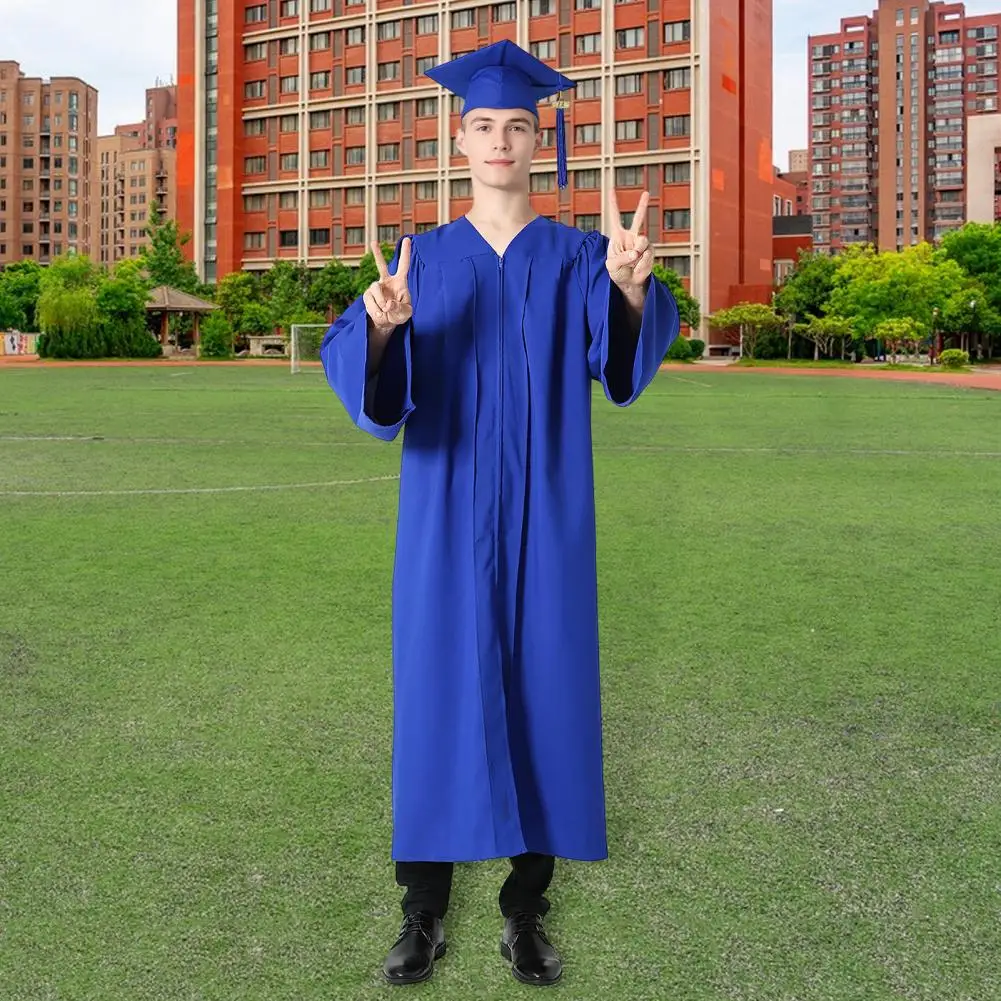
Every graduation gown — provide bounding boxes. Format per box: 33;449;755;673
320;215;679;862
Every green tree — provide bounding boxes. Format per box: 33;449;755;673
308;258;358;319
802;315;856;361
708;302;783;358
827;242;969;343
651;264;701;330
0;260;43;330
937;223;1001;314
215;271;259;330
774;250;840;322
262;260;310;333
0;288;26;330
139;216;199;292
874;316;923;364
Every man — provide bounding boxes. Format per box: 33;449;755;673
320;40;679;987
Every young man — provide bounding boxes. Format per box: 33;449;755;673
320;40;680;987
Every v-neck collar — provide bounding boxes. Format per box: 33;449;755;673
459;213;545;260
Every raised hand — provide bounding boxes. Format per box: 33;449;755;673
605;189;653;293
363;237;413;335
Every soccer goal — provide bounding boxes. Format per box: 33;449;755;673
289;323;330;375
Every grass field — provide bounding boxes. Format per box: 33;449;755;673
1;364;1000;1001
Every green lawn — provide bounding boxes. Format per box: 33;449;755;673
1;364;999;1001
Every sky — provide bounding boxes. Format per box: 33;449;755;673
5;0;1001;168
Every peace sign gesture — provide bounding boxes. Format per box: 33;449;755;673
605;189;652;291
363;237;413;336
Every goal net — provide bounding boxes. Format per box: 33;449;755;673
289;323;329;375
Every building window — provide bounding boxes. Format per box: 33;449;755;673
245;4;267;22
244;231;265;249
575;169;599;188
529;0;553;14
346;227;365;244
378;143;400;161
280;114;298;132
665;254;691;277
309;189;332;207
664;209;691;230
665;20;690;44
346;66;365;85
616;28;644;48
309;228;331;245
346;26;365;45
575;124;600;143
664;115;691;137
577;78;601;99
378;62;400;82
310;31;331;50
280;0;299;15
377;184;400;202
417;98;438;116
345;146;364;164
416;181;438;199
378;103;400;121
279;230;298;247
378;224;400;242
244;156;266;174
280;191;298;209
310;71;331;90
345;187;365;204
279;37;299;55
615;74;642;95
310;0;331;9
576;33;601;54
377;21;399;40
615;166;643;186
416;56;438;75
616;120;642;140
531;40;556;60
245;42;267;61
493;3;516;21
244;118;265;136
575;214;600;231
416;15;438;33
346;106;365;125
416;139;438;158
665;68;691;90
244;194;266;211
244;81;265;99
451;9;475;28
451;178;472;197
309;149;329;168
280;152;299;170
280;76;299;94
310;110;331;129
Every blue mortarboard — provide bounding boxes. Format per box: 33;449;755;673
424;40;576;189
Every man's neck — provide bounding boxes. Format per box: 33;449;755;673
465;185;536;231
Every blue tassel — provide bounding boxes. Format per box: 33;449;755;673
555;101;568;189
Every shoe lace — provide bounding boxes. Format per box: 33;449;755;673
399;911;436;939
510;911;549;943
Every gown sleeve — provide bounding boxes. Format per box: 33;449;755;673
575;229;680;406
319;236;417;442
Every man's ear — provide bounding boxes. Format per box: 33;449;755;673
455;125;466;156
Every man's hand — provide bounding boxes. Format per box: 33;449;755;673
363;237;413;337
604;189;653;302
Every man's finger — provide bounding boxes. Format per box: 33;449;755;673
369;280;389;312
629;192;649;237
371;241;390;281
608;187;623;235
395;236;412;278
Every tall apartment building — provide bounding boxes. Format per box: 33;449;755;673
177;0;774;342
0;61;98;266
93;84;179;266
92;136;177;265
809;0;1001;254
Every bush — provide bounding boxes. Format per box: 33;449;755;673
199;311;235;359
688;338;705;358
665;336;692;361
37;317;160;359
939;348;969;369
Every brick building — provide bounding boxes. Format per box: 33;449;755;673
177;0;774;347
0;61;98;265
93;84;179;266
808;0;1001;254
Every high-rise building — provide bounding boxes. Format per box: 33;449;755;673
808;0;1001;254
0;61;98;266
788;148;809;173
92;136;176;266
177;0;774;346
93;84;179;267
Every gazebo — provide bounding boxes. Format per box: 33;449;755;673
146;285;219;351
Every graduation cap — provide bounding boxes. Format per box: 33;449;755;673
424;40;576;189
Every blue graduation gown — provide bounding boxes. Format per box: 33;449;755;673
320;215;679;862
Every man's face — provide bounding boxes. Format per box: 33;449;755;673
456;110;541;191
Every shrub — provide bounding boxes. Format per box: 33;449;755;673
939;348;969;370
665;336;692;361
688;338;706;358
198;311;235;359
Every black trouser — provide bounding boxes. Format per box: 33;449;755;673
396;852;555;920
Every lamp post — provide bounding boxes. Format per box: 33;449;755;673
932;307;940;365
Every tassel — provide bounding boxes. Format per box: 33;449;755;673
555;93;569;189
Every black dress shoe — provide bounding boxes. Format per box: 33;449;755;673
500;911;562;986
383;911;446;985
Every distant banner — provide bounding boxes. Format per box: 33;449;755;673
1;332;39;356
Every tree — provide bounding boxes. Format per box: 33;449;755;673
263;260;310;334
215;271;260;331
0;260;43;330
708;302;783;358
651;264;701;330
937;223;1001;316
308;258;358;320
774;250;840;322
0;287;26;330
139;216;199;292
827;242;969;342
802;315;855;361
874;317;923;364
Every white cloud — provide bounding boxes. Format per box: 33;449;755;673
3;0;176;135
